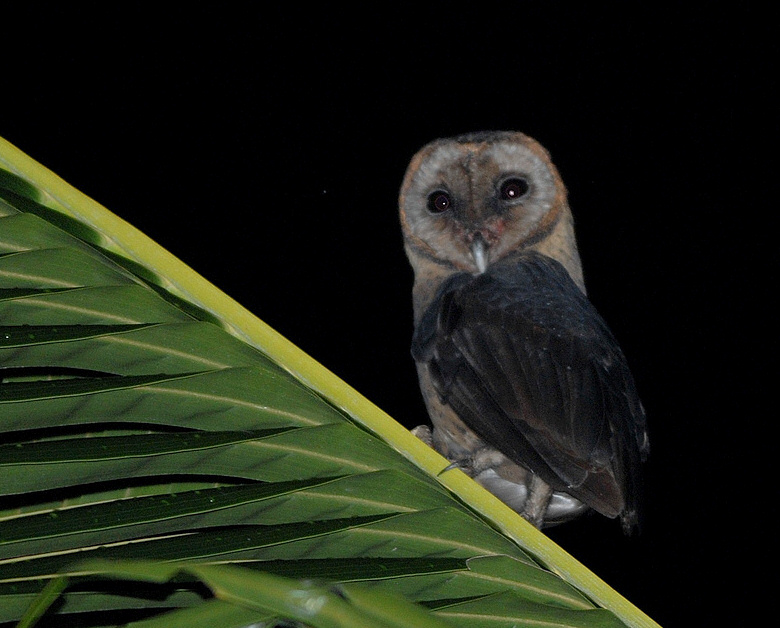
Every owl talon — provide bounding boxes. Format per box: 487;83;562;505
437;457;471;477
438;448;501;477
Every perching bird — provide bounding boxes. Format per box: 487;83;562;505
400;131;648;532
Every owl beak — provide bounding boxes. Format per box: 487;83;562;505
470;234;489;274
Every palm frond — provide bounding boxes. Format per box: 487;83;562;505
0;135;659;627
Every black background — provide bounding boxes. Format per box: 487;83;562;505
2;5;774;626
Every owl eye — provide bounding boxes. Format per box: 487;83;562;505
500;178;529;200
427;191;452;213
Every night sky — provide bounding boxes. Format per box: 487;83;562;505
2;6;774;626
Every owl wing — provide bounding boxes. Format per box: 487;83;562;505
412;251;648;527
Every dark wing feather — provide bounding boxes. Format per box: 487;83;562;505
412;251;648;528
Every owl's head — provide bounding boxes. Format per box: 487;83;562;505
399;131;580;283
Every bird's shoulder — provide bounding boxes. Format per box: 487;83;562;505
412;250;612;360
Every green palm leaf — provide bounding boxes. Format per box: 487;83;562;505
0;135;659;627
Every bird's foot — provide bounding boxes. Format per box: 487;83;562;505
411;425;434;447
436;447;507;478
521;475;554;529
410;426;481;477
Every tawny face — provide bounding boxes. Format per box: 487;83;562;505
399;131;570;275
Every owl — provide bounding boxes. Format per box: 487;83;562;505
399;131;648;532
